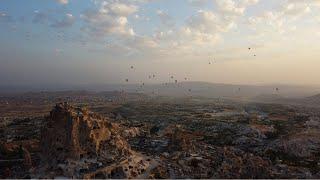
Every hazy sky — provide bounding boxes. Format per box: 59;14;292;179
1;0;320;86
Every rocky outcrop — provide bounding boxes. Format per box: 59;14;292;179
41;103;131;165
38;103;157;178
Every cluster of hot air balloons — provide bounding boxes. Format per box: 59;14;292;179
122;64;195;97
118;48;280;102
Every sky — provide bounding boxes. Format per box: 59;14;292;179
0;0;320;86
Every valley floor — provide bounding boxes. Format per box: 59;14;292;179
1;92;320;178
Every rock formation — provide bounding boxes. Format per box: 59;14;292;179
38;102;157;178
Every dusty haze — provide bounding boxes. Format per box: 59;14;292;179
1;0;320;87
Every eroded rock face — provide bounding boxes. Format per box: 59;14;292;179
41;103;131;165
38;103;155;178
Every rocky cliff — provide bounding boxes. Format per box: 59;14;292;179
38;102;158;178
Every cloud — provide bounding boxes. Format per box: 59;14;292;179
187;10;219;33
184;10;236;43
127;35;158;50
81;1;137;37
32;10;75;30
215;0;259;16
216;0;245;15
32;11;50;24
289;0;320;7
188;0;209;7
51;13;75;28
239;0;259;7
104;2;138;16
282;3;311;16
247;1;312;34
145;10;227;57
77;0;260;58
0;12;13;22
147;0;260;56
156;10;175;27
56;0;68;5
147;1;258;57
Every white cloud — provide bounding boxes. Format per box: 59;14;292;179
240;0;259;7
0;12;13;22
188;0;209;7
51;13;75;28
156;10;174;27
81;1;137;37
149;0;259;56
183;10;236;44
247;1;312;34
290;0;320;7
216;0;245;15
187;10;219;33
76;0;319;59
32;11;50;24
101;1;138;16
215;0;259;16
282;3;311;16
56;0;68;5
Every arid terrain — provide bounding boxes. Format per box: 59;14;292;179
1;91;320;178
2;0;320;178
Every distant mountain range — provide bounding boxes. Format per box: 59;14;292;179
1;82;320;104
122;82;320;100
300;94;320;107
251;93;320;107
